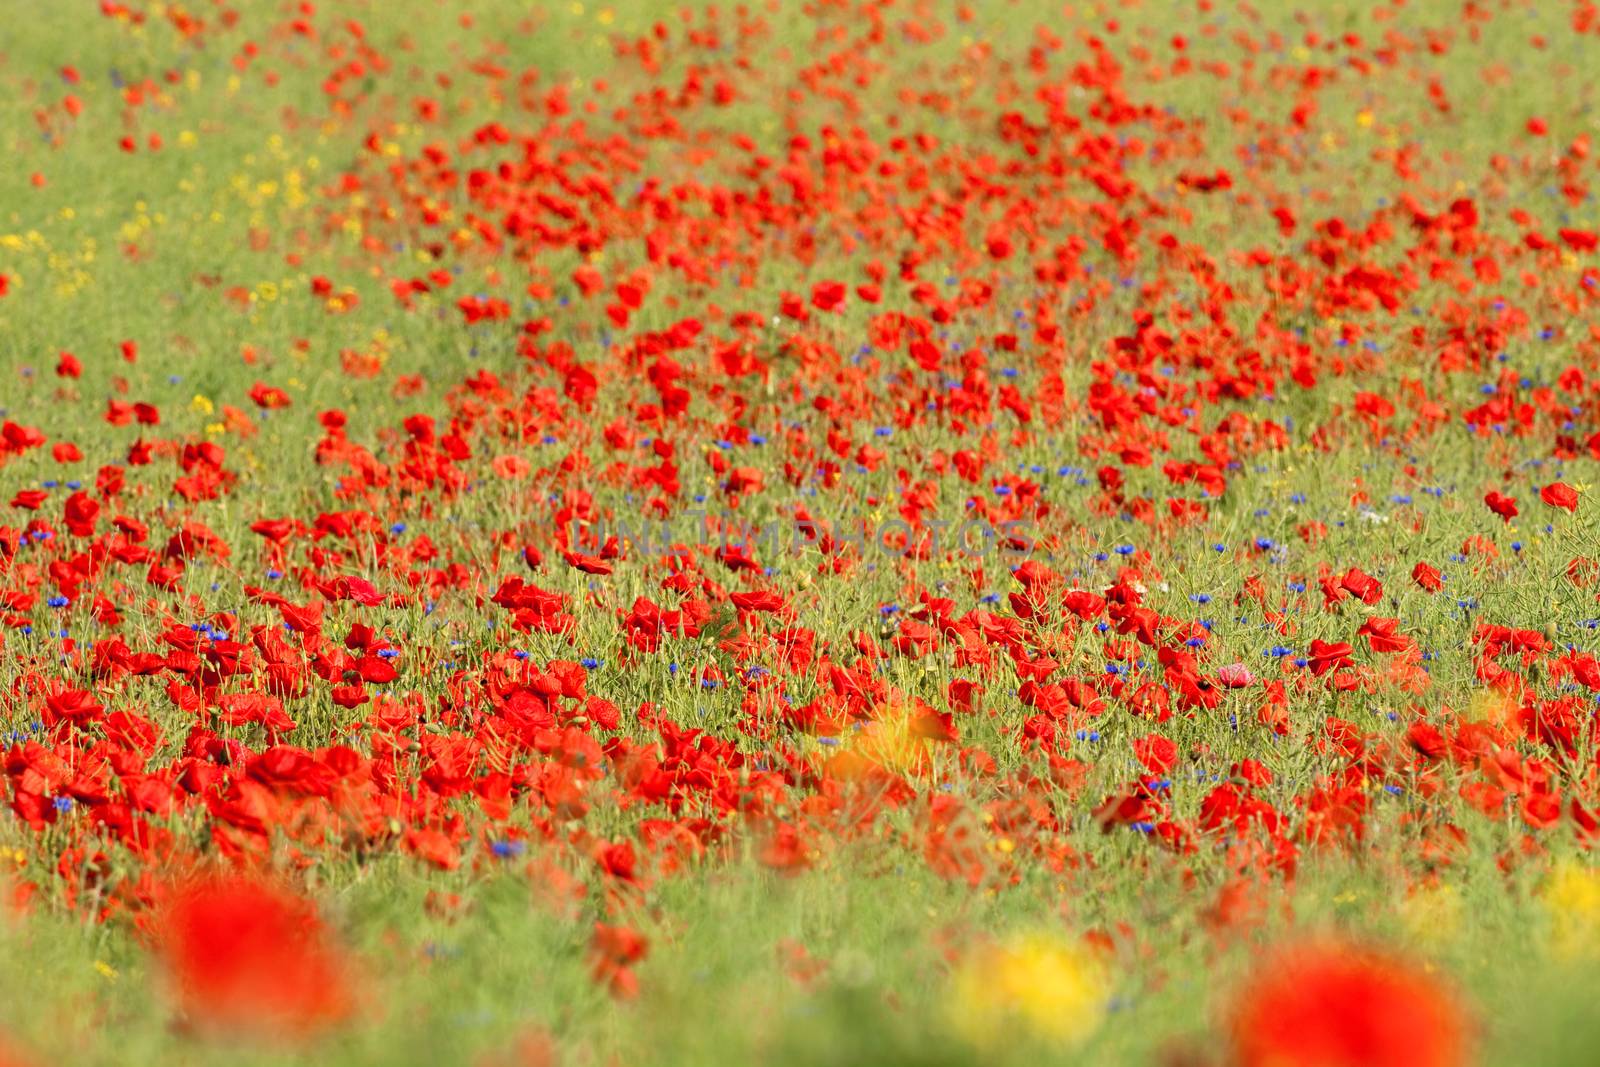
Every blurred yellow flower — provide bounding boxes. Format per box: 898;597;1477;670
1544;863;1600;959
1401;884;1461;945
947;933;1107;1049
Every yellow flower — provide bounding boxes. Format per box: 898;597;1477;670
1544;863;1600;959
1401;884;1461;945
1465;687;1519;727
948;933;1107;1049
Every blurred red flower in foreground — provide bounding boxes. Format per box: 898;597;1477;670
156;873;355;1040
1227;939;1468;1067
0;1042;37;1067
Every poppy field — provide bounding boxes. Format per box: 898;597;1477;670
8;0;1600;1063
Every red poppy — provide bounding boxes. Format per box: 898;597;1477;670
1541;482;1580;512
1228;939;1469;1067
156;874;356;1040
1484;491;1518;522
1411;561;1444;592
1306;639;1356;677
590;923;648;999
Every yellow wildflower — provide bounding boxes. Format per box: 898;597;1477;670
1401;884;1461;945
1544;863;1600;959
948;932;1107;1049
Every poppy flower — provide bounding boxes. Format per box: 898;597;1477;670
1411;561;1444;592
1541;482;1580;512
155;873;356;1040
340;576;385;606
1306;639;1356;677
1484;491;1518;522
1218;663;1255;688
1227;939;1469;1067
590;923;648;999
